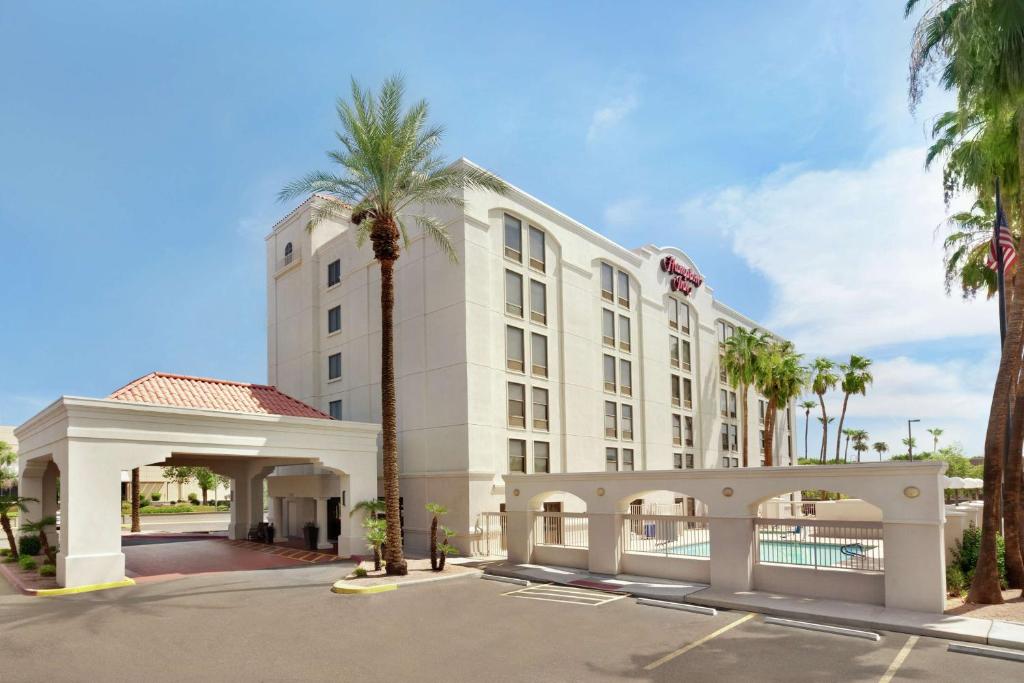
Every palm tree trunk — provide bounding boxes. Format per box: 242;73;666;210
968;258;1024;603
38;528;52;563
430;514;438;570
817;395;828;464
764;398;776;467
0;514;18;560
835;393;850;461
131;467;141;533
740;385;749;468
378;254;407;576
1003;379;1024;588
804;410;810;458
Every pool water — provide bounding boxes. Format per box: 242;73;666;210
668;540;874;567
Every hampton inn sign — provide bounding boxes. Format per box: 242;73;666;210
660;255;704;295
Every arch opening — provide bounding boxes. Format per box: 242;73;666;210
618;489;710;559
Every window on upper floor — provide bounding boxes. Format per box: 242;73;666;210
529;226;546;272
685;416;694;447
531;333;548;378
671;375;681;407
601;263;615;301
508;383;526;428
670;336;680;368
674;453;683;470
617;271;630;308
622;448;634;471
686;453;695;469
328;305;341;334
530;280;547;325
679;302;690;335
327;259;341;287
533;387;549;431
504;214;522;262
717;320;736;345
618;315;630;352
506;326;525;372
284;242;294;265
602;309;615;346
759;399;767;425
729;391;737;419
683;378;693;409
604;401;617;438
509;439;526;473
619;359;632;397
605;447;618;472
603;354;616;392
760;429;766;454
505;270;523;318
722;456;731;468
721;424;729;451
534;441;550;473
673;413;684;447
328;400;342;420
621;404;633;441
328;353;341;381
681;339;691;371
729;425;739;452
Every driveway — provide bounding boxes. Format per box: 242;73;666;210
2;570;1023;681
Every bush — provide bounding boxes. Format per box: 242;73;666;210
139;496;151;508
353;567;368;578
18;555;37;571
151;492;161;501
18;535;41;557
188;493;200;504
954;523;1007;589
2;555;16;563
38;564;56;577
946;564;967;597
0;548;9;557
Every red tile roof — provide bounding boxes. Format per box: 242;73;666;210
108;372;332;420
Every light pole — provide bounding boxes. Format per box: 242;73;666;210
907;419;920;461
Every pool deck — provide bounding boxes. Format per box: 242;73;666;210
483;561;1024;651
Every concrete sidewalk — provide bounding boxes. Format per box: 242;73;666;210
483;561;1024;650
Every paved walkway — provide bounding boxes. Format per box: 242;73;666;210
483;561;1024;651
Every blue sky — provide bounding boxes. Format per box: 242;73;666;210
0;2;993;455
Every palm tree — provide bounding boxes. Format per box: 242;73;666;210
0;495;37;561
851;430;870;463
722;328;767;467
834;355;874;460
282;76;508;575
907;0;1024;604
20;516;57;563
841;428;855;462
902;436;918;457
426;502;447;570
754;340;805;467
873;441;889;461
130;467;141;533
927;427;945;454
809;358;839;463
799;399;817;458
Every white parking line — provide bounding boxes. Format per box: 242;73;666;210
879;635;918;683
643;613;757;671
502;583;628;606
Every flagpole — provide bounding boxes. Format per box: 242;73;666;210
995;178;1009;535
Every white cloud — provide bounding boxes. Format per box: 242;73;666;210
682;147;994;354
587;92;639;143
603;197;647;228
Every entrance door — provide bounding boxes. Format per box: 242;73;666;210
327;497;341;541
542;502;562;545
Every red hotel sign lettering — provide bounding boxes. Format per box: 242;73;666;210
660;256;703;296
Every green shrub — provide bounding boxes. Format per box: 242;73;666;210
0;548;9;557
18;535;41;557
2;555;16;563
18;555;37;571
353;567;368;578
188;493;200;503
946;564;967;597
38;564;56;577
151;492;161;501
139;496;150;508
954;523;1007;589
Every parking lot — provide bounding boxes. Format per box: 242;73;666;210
1;568;1021;682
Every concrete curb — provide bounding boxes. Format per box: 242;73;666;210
332;567;481;595
0;560;136;597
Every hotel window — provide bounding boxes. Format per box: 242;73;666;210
717;320;735;345
729;391;737;418
283;242;294;264
328;400;342;420
669;301;679;330
685;416;694;447
504;214;522;262
327;305;341;334
509;439;526;473
530;280;547;324
622;448;634;471
720;389;729;417
683;378;693;409
605;447;618;472
533;387;549;431
681;340;691;371
534;441;550;473
602;309;615;346
729;425;739;452
720;424;729;451
531;333;548;378
618;315;631;352
719;354;728;383
621;404;633;440
672;414;682;446
619;359;632;397
732;457;740;468
601;263;615;301
505;270;523;317
528;226;546;272
679;302;690;335
506;326;525;372
604;401;617;438
760;429;766;454
674;453;683;469
327;259;341;287
686;453;695;469
603;354;616;392
671;375;681;407
670;336;680;368
617;271;630;307
507;383;526;428
759;399;767;425
328;353;341;381
722;456;731;468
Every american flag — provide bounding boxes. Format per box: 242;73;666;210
985;208;1017;272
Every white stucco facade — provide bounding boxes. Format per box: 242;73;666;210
266;160;796;551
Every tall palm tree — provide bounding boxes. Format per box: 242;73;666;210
809;358;839;463
722;328;767;467
841;428;855;462
754;340;805;467
873;441;889;461
131;467;141;533
907;0;1024;603
282;76;508;575
834;355;874;461
850;430;870;463
799;399;817;458
927;427;945;454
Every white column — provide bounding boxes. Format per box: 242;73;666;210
271;497;286;542
228;477;250;540
315;497;331;550
587;513;622;575
708;516;755;592
883;521;946;613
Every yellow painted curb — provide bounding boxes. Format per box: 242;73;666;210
331;580;397;595
36;578;136;597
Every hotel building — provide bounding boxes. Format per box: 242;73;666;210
265;160;794;552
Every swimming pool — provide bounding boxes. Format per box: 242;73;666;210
668;540;876;567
